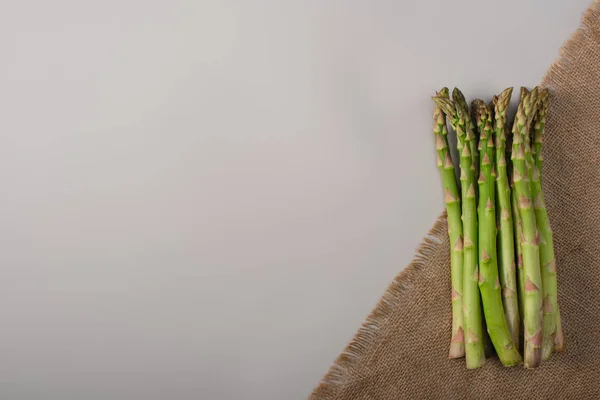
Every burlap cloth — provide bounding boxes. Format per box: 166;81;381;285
310;2;600;399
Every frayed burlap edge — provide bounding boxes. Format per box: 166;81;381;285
309;211;449;399
310;1;600;398
541;0;600;90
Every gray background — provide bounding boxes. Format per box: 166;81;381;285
0;0;591;399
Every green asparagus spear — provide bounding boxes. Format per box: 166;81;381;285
433;94;485;369
473;100;521;366
433;88;465;359
512;180;525;351
532;91;565;354
511;88;543;368
492;88;520;349
453;88;479;180
530;89;559;361
532;92;546;182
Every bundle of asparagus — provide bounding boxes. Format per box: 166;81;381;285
431;87;563;369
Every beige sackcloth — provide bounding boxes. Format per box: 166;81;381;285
310;2;600;399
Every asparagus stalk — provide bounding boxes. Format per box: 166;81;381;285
532;92;545;182
433;94;485;369
512;181;525;351
522;88;540;193
492;89;520;349
473;100;521;366
530;89;559;361
433;88;465;359
513;88;528;343
482;100;498;359
511;88;543;368
453;88;479;179
531;91;565;354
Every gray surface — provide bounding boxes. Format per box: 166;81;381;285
0;1;591;399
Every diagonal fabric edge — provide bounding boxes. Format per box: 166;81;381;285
541;0;600;90
310;211;449;399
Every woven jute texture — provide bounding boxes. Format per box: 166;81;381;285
310;2;600;399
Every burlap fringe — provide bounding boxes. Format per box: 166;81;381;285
309;211;448;399
541;0;600;90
